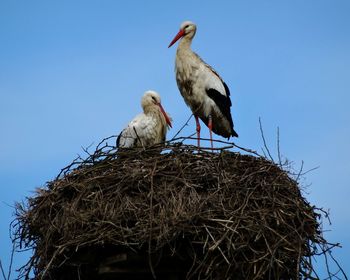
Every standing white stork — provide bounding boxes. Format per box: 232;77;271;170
168;21;238;148
117;90;172;148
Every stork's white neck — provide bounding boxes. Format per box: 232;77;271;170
178;34;193;51
143;104;158;115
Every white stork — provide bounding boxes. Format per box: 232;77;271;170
168;21;238;148
117;90;172;148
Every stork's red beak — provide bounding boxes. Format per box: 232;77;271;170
158;103;172;128
168;29;185;48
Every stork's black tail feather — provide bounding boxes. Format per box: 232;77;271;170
232;129;238;138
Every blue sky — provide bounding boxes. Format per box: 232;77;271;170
1;0;349;278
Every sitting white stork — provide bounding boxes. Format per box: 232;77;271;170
117;90;172;148
168;21;238;148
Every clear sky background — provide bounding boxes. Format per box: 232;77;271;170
1;0;349;278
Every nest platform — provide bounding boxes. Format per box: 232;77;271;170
14;140;339;279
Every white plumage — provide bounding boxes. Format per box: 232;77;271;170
117;90;172;148
168;21;238;148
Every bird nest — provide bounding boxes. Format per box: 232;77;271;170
13;137;344;280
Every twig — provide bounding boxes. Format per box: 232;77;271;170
7;241;15;280
324;245;332;279
204;226;230;265
148;162;157;279
259;117;274;162
328;250;348;280
133;126;145;150
171;114;193;140
95;135;118;150
0;260;6;280
169;136;262;157
277;126;282;167
81;142;94;157
296;160;304;182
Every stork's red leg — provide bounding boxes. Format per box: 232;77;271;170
195;115;201;148
208;114;213;150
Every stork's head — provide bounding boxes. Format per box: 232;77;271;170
142;90;161;109
142;90;172;128
168;21;196;48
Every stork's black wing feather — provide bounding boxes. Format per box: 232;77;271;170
116;131;122;148
206;88;233;128
206;87;238;137
223;82;231;98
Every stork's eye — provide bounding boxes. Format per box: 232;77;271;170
184;25;189;29
151;96;157;102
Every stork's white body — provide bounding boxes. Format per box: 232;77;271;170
117;112;167;148
117;91;172;148
175;45;234;138
169;21;238;141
